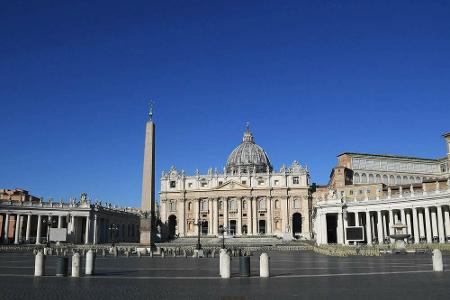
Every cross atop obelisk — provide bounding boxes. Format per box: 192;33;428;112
140;102;156;245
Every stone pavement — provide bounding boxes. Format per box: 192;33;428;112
0;251;449;299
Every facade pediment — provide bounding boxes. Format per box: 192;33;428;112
215;180;249;191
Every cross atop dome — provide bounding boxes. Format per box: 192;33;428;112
243;122;254;143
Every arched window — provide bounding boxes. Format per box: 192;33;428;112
361;173;367;183
416;176;421;183
169;201;176;212
219;201;223;210
403;176;408;184
258;198;266;210
275;199;280;209
389;175;395;185
369;174;374;184
376;174;381;183
382;175;388;184
354;173;360;184
188;202;192;211
397;176;401;184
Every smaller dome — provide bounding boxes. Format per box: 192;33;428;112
226;127;272;174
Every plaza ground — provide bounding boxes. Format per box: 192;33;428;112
0;251;449;299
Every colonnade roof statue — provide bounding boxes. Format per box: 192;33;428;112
226;124;273;174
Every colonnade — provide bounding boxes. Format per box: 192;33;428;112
317;204;450;245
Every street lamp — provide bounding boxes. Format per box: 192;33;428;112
194;219;208;250
219;225;228;249
42;216;57;245
108;224;119;246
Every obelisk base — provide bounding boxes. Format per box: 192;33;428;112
140;218;153;246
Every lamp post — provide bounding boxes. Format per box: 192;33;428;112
108;224;119;246
42;216;57;246
194;219;208;250
219;225;228;249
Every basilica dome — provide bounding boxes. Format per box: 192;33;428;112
226;127;272;174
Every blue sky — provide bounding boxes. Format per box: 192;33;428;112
1;1;449;207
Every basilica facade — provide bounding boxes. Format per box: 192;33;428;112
159;128;312;239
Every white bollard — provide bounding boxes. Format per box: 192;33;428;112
433;249;444;272
34;251;45;276
260;253;270;278
219;249;227;277
220;252;231;279
85;249;95;275
72;253;80;277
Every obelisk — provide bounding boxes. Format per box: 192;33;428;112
140;104;155;245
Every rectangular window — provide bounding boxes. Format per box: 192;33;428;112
293;177;299;184
349;190;353;195
201;182;207;187
170;181;176;188
218;181;223;186
274;180;279;186
242;181;247;185
258;180;264;185
188;183;193;188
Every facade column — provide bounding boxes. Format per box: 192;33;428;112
58;215;62;228
418;209;425;240
84;215;90;244
247;198;253;235
25;214;31;242
93;214;98;245
14;214;21;244
208;198;213;235
377;211;384;245
252;197;257;234
355;212;359;226
444;208;450;240
3;214;9;243
223;198;229;235
266;197;272;234
36;215;42;244
365;211;372;245
437;206;445;243
281;197;288;234
213;198;218;236
431;208;438;239
412;208;419;243
237;198;242;235
389;210;394;243
424;207;432;243
337;212;344;244
382;213;388;240
180;200;186;236
400;209;406;226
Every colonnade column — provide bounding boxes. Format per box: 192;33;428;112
180;200;185;236
14;214;21;244
377;211;384;245
321;213;327;244
444;208;450;240
36;215;42;244
437;206;445;243
365;211;372;245
3;214;9;243
84;215;90;244
343;212;349;245
93;214;98;245
247;198;253;235
58;215;62;228
418;209;425;241
388;210;394;243
382;213;388;240
237;198;242;235
355;212;359;226
431;208;438;240
337;212;344;244
25;214;31;242
406;210;412;235
412;208;419;243
224;198;229;235
424;207;432;243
